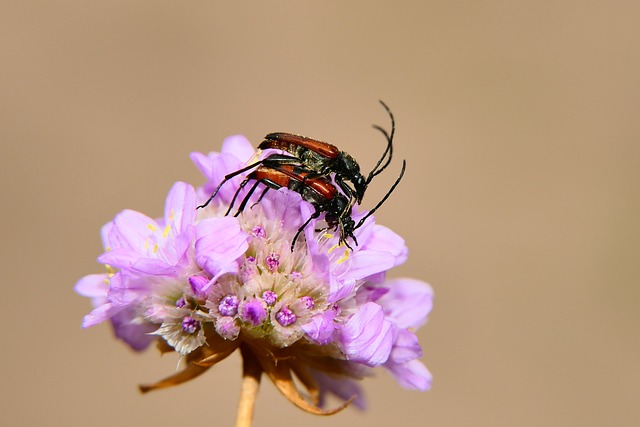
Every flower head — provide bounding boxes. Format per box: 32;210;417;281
76;136;433;415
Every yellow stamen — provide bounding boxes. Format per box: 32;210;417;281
153;243;159;254
248;150;262;165
337;249;351;264
147;223;157;232
103;265;116;283
327;243;340;254
323;233;334;239
162;225;171;238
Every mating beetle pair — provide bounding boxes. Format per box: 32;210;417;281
199;101;406;251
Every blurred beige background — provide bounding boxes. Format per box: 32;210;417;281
2;1;639;426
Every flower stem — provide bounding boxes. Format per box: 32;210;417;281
235;344;262;427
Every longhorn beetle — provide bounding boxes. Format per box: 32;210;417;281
197;101;406;250
198;100;397;210
226;164;356;250
257;100;396;206
225;161;406;251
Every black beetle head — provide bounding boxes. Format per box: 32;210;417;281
352;173;367;204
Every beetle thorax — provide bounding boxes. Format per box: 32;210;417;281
334;152;360;176
335;153;366;203
299;149;331;170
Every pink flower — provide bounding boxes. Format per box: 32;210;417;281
76;135;433;414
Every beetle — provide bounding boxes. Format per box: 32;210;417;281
258;100;397;206
198;100;397;211
225;164;357;251
225;160;406;251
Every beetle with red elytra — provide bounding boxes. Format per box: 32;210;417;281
198;101;405;249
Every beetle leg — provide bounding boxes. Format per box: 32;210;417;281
261;153;305;168
334;176;358;206
225;177;251;216
335;220;354;251
250;186;270;209
198;159;266;209
233;179;265;217
291;208;321;252
198;154;305;210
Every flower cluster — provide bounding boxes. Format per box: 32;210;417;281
76;135;433;412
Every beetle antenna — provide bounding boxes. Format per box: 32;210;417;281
355;159;406;230
366;100;395;184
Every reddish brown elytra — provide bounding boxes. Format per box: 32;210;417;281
266;164;338;200
256;101;398;206
228;164;354;251
260;133;341;159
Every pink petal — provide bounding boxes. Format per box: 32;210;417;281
328;276;356;303
110;308;157;352
302;310;337;344
81;303;114;328
195;217;249;276
100;221;114;250
385;359;432;391
343;250;396;281
221;134;255;162
130;258;178;275
389;329;422;364
111;209;156;252
74;274;108;298
340;302;393;366
189;151;217;181
97;248;138;269
377;278;434;329
362;224;408;267
314;372;367;410
164;182;197;235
